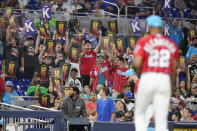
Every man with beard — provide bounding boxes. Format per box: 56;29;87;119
80;30;102;87
60;86;87;130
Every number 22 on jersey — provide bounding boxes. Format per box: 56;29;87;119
148;49;170;68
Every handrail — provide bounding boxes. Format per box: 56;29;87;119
28;105;58;111
125;6;155;18
11;96;38;98
101;0;120;34
0;102;33;111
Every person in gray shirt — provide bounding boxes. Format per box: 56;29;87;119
60;86;87;120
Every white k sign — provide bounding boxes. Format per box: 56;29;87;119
164;0;171;9
25;22;35;32
164;24;170;36
42;6;51;19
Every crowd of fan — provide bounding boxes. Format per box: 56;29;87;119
0;0;197;125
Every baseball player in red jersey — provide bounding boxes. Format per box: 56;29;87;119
133;15;179;131
126;69;153;128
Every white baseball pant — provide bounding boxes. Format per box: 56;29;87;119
135;72;171;131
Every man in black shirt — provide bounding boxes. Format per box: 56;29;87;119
3;34;24;78
188;54;197;83
60;86;87;130
23;35;36;78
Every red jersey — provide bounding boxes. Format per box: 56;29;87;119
80;50;96;75
90;61;111;91
112;66;128;93
0;77;5;97
133;34;179;75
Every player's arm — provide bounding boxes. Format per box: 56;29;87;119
133;56;143;74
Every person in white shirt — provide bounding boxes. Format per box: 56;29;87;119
65;68;82;91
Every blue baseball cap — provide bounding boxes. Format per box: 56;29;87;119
147;15;163;27
5;81;13;87
148;127;154;131
124;91;133;98
125;69;136;77
97;53;105;58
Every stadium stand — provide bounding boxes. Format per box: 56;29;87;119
0;0;197;130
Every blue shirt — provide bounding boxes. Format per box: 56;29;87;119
3;91;18;104
97;68;106;85
96;97;116;121
169;23;183;46
186;46;197;59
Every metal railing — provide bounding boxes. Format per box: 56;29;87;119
0;103;59;131
0;110;63;131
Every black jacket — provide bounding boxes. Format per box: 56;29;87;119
60;96;87;120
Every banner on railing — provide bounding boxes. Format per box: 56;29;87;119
108;20;118;34
100;36;112;53
39;94;50;107
90;20;101;33
129;19;142;34
115;36;125;52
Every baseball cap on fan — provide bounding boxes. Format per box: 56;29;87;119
147;15;163;27
5;81;13;87
124;91;133;99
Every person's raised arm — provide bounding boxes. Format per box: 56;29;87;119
20;57;24;72
180;10;184;29
163;8;171;25
176;68;180;88
6;25;11;45
35;31;40;54
20;26;26;47
64;31;71;55
187;68;191;91
52;30;57;40
94;30;102;53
